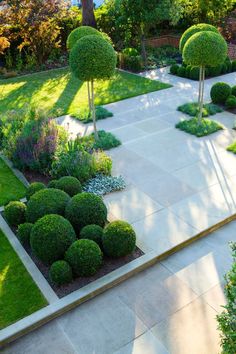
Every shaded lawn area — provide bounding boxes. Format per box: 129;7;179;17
0;229;47;329
0;68;171;119
0;158;26;206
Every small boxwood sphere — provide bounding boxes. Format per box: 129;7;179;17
69;35;117;82
47;180;58;189
102;221;136;258
56;176;82;197
179;23;219;52
226;95;236;109
49;260;73;286
210;82;232;104
4;201;26;227
30;214;76;265
67;26;99;50
80;224;104;247
170;64;179;75
185;65;192;78
26;188;70;223
177;66;186;77
17;222;33;245
65;192;107;232
189;66;200;80
232;60;236;72
26;182;46;201
65;239;103;276
183;31;228;68
231;86;236;96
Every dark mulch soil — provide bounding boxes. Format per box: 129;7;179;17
23;170;51;185
3;213;144;298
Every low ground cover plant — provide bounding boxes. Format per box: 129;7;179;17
177;102;222;117
176;117;223;137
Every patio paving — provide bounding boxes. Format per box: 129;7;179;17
3;218;235;354
57;67;236;260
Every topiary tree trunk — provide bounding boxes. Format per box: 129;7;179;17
198;65;205;125
90;79;98;140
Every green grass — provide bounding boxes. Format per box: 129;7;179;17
0;157;26;206
0;229;47;329
0;68;171;121
176;118;223;137
177;102;223;117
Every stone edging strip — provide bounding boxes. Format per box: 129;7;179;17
1;211;236;348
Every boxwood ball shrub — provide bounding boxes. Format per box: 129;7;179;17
232;85;236;96
47;180;58;189
69;35;117;82
65;239;103;276
170;64;179;75
65;192;107;232
67;26;100;50
56;176;82;197
4;201;26;227
26;188;70;223
177;66;186;77
102;221;136;258
210;82;232;104
179;23;219;52
190;66;200;80
80;224;104;247
232;60;236;72
226;95;236;109
30;214;76;265
17;222;33;245
26;182;46;201
49;260;73;286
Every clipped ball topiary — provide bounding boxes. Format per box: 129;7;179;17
49;260;73;285
67;26;111;50
232;60;236;72
26;188;70;223
65;239;103;276
170;64;179;75
30;214;76;265
47;180;58;189
177;66;186;77
209;64;223;77
189;66;200;80
179;23;219;52
231;85;236;97
221;63;228;75
185;65;192;78
17;222;33;245
183;31;228;68
65;192;107;232
56;176;82;197
225;95;236;109
210;82;232;104
69;35;117;82
102;220;136;258
80;224;104;247
26;182;46;201
4;201;26;227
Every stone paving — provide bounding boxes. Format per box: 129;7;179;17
57;68;236;257
3;218;236;354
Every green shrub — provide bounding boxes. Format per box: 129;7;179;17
189;66;200;80
209;64;222;77
210;82;232;104
65;192;107;233
177;66;186;77
26;188;70;223
225;95;236;109
67;26;110;50
170;64;179;75
123;55;142;72
93;151;112;176
176;117;223;137
80;224;104;247
49;260;73;285
232;60;236;72
231;85;236;96
102;221;136;258
177;102;222;117
217;242;236;354
65;239;103;276
179;23;219;52
4;201;26;227
92;130;121;150
221;63;228;75
56;176;82;197
47;180;58;188
17;222;33;245
122;48;139;56
30;214;76;265
185;65;192;78
26;182;46;201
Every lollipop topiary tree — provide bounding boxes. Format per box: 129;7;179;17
183;30;227;124
69;35;117;139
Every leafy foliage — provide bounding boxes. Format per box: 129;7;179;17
49;260;73;285
26;182;46;201
83;174;126;196
17;222;33;246
225;95;236;109
177;102;223;117
30;214;76;265
56;176;82;197
210;82;232;104
4;201;26;227
179;23;218;52
176;117;223;137
80;224;104;247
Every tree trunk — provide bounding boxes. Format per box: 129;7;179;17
198;65;205;125
91;79;98;140
81;0;97;28
87;81;92;113
140;25;147;70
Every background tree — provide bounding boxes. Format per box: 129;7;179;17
183;29;227;124
0;37;10;55
81;0;96;28
69;35;116;138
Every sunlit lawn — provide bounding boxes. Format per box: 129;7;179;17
0;68;171;119
0;158;26;206
0;229;47;329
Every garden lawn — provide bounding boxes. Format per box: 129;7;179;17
0;68;171;120
0;157;26;206
0;229;47;329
